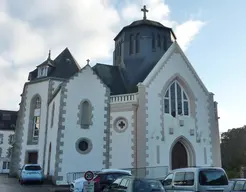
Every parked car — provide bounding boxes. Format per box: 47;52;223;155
229;178;246;192
159;167;230;192
19;164;44;184
70;169;132;192
103;176;165;192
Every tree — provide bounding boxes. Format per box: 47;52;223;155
221;126;246;178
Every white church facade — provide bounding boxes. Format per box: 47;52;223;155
10;6;221;185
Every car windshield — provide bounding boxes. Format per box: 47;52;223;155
199;169;228;186
25;165;41;171
134;179;164;192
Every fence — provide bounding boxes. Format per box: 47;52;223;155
66;166;169;184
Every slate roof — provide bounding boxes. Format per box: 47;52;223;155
28;48;81;81
0;110;18;131
114;19;176;40
92;57;161;95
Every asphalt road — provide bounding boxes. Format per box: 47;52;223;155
0;174;69;192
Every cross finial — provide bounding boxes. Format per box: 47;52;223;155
48;50;51;59
141;5;148;20
86;59;90;65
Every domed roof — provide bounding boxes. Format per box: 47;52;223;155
114;5;176;41
129;19;166;28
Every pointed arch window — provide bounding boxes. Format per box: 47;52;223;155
135;33;140;53
35;97;41;109
129;34;134;54
164;81;189;117
28;95;42;145
51;102;55;128
157;34;161;48
163;36;167;50
79;100;93;128
152;33;156;50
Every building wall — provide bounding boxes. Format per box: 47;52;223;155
44;91;61;177
145;50;215;172
110;105;135;169
54;66;110;185
19;80;50;168
0;130;14;173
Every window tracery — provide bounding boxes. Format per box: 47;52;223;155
164;81;189;117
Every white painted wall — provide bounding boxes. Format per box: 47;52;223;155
51;80;63;94
44;91;61;176
20;80;49;168
0;130;14;173
110;110;134;169
58;66;108;184
146;52;212;170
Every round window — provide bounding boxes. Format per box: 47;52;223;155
75;138;92;154
78;140;89;151
113;117;128;133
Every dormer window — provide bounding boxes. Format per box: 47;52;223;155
38;66;48;78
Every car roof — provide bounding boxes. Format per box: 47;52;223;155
98;169;132;175
230;178;246;181
24;164;41;166
170;167;224;173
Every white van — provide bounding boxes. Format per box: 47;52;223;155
160;167;230;192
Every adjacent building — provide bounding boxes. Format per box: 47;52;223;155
0;110;17;173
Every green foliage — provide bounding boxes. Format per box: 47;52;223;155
221;126;246;178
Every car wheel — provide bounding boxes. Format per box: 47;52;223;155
19;179;24;185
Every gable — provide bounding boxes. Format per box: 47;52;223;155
65;64;109;91
143;41;209;94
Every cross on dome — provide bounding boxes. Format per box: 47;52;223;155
86;59;90;65
141;5;149;20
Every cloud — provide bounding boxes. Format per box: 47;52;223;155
0;0;205;110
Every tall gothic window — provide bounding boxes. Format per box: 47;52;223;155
152;33;156;50
135;33;140;53
28;95;41;144
164;81;189;117
129;34;134;54
163;36;167;50
51;102;55;128
80;100;92;128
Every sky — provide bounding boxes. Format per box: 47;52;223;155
0;0;245;133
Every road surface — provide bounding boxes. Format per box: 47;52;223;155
0;174;69;192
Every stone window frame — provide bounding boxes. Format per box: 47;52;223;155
113;117;129;133
51;102;55;128
77;99;94;129
75;137;93;155
27;94;42;145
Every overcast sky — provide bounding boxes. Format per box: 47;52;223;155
0;0;245;133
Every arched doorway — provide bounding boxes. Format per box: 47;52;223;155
170;136;196;170
171;141;188;169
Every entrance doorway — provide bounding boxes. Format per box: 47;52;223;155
171;141;188;170
26;151;38;164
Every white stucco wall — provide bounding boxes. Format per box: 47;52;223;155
0;130;14;173
44;91;61;176
51;80;63;94
20;80;50;168
110;110;134;169
145;51;212;170
58;66;108;184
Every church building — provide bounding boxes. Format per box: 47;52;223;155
9;6;221;185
